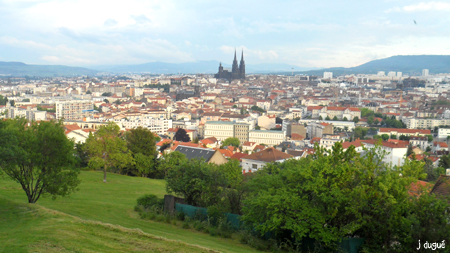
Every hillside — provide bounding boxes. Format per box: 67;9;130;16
0;171;255;253
94;61;308;74
0;61;99;77
293;55;450;76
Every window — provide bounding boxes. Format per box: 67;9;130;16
252;164;257;169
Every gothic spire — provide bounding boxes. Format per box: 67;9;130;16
241;49;244;62
234;48;237;61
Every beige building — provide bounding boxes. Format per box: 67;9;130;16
249;130;285;146
377;128;431;137
204;121;250;144
257;115;277;130
309;122;333;138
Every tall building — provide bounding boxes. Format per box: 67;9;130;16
56;100;93;121
323;72;333;79
204;121;250;144
422;69;429;77
215;49;245;80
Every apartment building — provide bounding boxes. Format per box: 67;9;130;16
361;139;408;167
204;121;250;143
309;122;333;138
56;100;93;121
409;136;429;151
249;130;285;145
402;118;450;129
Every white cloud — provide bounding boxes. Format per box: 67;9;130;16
220;46;278;61
386;2;450;12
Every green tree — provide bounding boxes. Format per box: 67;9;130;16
318;115;323;120
352;116;359;123
85;122;133;183
390;134;397;139
381;134;390;141
374;119;379;125
360;108;374;118
222;137;240;147
86;90;92;94
426;135;434;142
325;116;331;120
0;95;8;105
103;99;110;104
342;117;348;121
125;127;157;178
406;143;413;157
22;98;30;102
367;115;374;124
250;105;265;113
354;126;368;139
0;119;80;203
9;100;15;106
332;116;338;121
102;92;113;96
192;137;199;143
174;128;191;142
255;125;261;130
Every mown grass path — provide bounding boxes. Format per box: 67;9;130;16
0;171;256;253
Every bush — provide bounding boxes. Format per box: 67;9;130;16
176;211;186;221
136;194;163;209
207;205;226;227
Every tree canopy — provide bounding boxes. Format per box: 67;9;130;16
0;119;80;203
125;127;158;178
222;137;240;148
85;122;133;182
174;128;191;142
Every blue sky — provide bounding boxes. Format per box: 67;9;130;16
0;0;450;68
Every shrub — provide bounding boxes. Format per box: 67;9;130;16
176;211;186;221
207;205;225;227
136;194;163;209
182;221;190;229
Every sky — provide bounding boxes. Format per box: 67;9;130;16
0;0;450;68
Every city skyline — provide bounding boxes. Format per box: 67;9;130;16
1;0;450;68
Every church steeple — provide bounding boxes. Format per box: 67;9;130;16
232;48;239;78
239;49;245;79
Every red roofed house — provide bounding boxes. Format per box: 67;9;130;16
433;142;449;152
242;141;257;153
241;147;293;173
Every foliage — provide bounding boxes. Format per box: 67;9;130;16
318;116;323;120
22;98;30;102
125;127;158;178
390;134;397;139
332;116;338;121
342;117;348;121
75;142;90;168
250;105;265;113
37;105;56;113
381;134;390;141
102;92;113;97
399;134;410;141
325;116;330;120
85;122;133;182
352;116;359;123
380;117;405;128
174;128;191;142
426;134;434;142
9;100;15;106
360;108;374;118
406;144;413;157
354;126;368;139
86;90;92;94
255;125;261;130
0;119;80;203
242;142;435;251
373;119;379;125
367;115;374;124
0;95;8;105
222;137;240;148
136;194;164;209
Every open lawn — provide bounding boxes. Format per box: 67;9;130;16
0;171;257;253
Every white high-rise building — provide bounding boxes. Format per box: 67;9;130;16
377;71;385;77
387;71;396;77
397;72;402;77
422;69;429;77
323;72;333;79
56;100;93;121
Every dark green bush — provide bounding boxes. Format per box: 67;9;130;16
136;194;163;209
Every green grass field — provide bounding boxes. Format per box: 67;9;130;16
0;171;257;253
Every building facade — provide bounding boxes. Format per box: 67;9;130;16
214;49;245;80
56;100;93;121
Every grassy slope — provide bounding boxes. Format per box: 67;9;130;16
0;198;216;253
0;171;256;253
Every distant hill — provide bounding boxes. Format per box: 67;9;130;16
0;62;99;77
95;61;313;74
290;55;450;76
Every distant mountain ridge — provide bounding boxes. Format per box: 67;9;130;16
1;55;450;77
0;61;98;77
292;55;450;76
93;61;312;74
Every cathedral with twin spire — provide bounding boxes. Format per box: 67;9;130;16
214;49;245;80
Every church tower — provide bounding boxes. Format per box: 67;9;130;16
239;49;245;79
231;49;239;79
